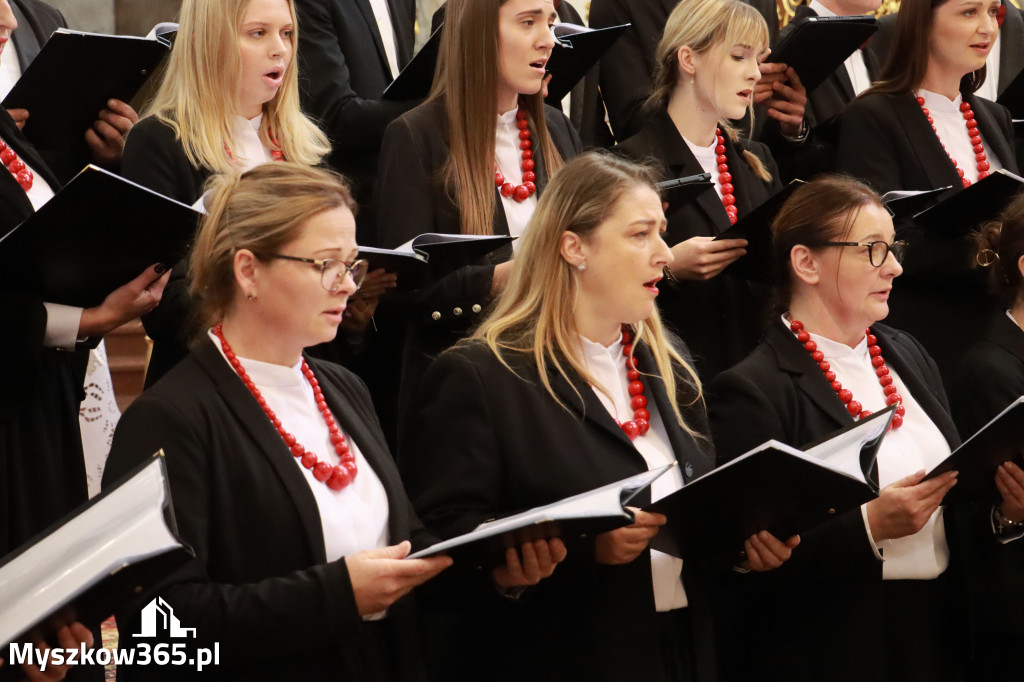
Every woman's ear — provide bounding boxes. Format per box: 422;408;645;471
234;249;260;298
789;244;821;286
1017;253;1024;282
560;230;586;270
676;45;697;80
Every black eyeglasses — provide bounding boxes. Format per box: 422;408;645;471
816;240;910;267
271;254;369;292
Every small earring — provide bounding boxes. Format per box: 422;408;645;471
247;291;256;301
689;70;695;84
577;262;586;272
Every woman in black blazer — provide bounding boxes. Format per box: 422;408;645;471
617;0;784;379
402;153;797;682
708;174;1024;681
950;197;1024;681
102;164;450;682
836;0;1017;379
375;0;581;450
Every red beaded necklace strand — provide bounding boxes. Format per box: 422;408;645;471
494;108;537;203
212;324;358;490
915;96;990;188
715;128;738;225
789;320;905;429
619;327;651;440
0;139;33;191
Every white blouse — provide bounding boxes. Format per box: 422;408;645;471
684;134;724;200
229;113;275;171
580;334;689;611
800;324;952;580
495;107;538;253
916;89;1003;185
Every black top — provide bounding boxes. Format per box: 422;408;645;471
401;339;718;682
103;337;431;681
617;109;781;379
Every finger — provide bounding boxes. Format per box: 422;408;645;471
92;118;123;144
893;469;928;488
548;537;568;563
532;537;554;572
785;66;805;90
785;534;801;549
765;108;803;127
999;465;1024;503
756;530;792;562
6;107;28;121
69;622;94;648
394;556;454;582
630;510;667;527
743;537;765;571
708;238;748;251
361;540;411;560
98;108;135;135
503;546;523;580
106;98;140;123
55;625;77;650
1003;461;1024;487
519;539;541;580
698;247;747;267
757;61;787;74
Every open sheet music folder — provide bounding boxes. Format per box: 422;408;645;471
648;406;895;560
0;454;193;656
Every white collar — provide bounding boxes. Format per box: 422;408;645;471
916;88;963;114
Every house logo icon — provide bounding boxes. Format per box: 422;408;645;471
133;597;197;638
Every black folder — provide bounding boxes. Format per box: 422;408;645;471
359;233;514;289
766;16;877;91
911;169;1024;236
882;186;952;221
923;396;1024;504
382;24;443;101
3;29;171;153
0;165;201;307
544;23;630;104
0;454;193;664
407;465;674;565
714;179;805;280
658;172;714;212
998;66;1024;119
648;406;894;560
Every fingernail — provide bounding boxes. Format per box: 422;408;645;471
154;263;169;274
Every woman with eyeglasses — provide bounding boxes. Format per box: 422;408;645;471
122;0;396;387
836;0;1019;381
707;174;992;682
102;163;451;682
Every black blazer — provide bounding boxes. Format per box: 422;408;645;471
295;0;416;245
102;338;431;681
401;339;718;682
617;109;782;379
375;97;581;449
589;0;780;143
0;106;90;559
837;90;1018;381
10;0;64;73
708;318;966;681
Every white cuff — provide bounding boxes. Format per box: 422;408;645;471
861;503;887;561
42;302;83;349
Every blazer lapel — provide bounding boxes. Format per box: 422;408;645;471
766;319;854;428
547;358;643;454
968;93;1016;173
386;0;414;68
354;0;392;77
194;339;328;564
989;311;1024;364
891;93;963;189
10;1;42;73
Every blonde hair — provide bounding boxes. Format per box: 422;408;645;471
430;0;566;235
141;0;329;175
648;0;771;182
471;152;703;435
189;163;356;330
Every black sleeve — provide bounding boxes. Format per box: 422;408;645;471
588;0;653;142
294;0;414;156
121;117;205;204
0;294;46;420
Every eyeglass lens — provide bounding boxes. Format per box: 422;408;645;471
868;241;907;267
321;260;369;291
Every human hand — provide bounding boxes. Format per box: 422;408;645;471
346;541;452;616
668;236;747;281
995;461;1024;523
492;537;567;588
6;108;28;130
595;509;666;565
78;263;171;338
740;531;800;572
342;268;396;332
754;61;789;105
763;67;807;137
85;99;139;167
21;622;94;681
541;72;553;99
866;469;957;542
490;260;514;295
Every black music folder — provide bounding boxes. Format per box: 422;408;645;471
658;172;714;212
648;406;895;560
714;179;806;280
997;67;1024;119
544;23;629;104
911;169;1024;235
923;396;1024;504
359;233;514;288
382;24;443;101
882;186;952;220
407;465;674;564
3;28;171;152
766;16;878;91
0;165;201;307
0;454;193;659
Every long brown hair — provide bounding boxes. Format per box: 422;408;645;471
471;152;703;435
868;0;987;96
646;0;772;182
430;0;566;235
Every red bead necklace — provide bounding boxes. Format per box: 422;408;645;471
212;324;358;490
715;128;738;225
0;139;33;191
789;320;905;429
915;96;990;188
494;108;537;203
619;327;651;440
225;126;285;164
